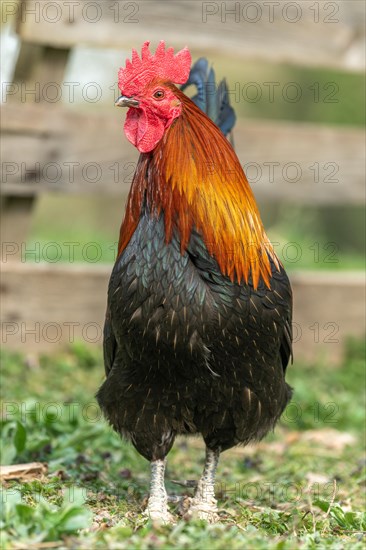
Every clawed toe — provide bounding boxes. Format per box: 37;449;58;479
145;502;176;525
186;497;219;523
176;495;220;523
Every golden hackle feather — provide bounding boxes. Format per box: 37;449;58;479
118;84;279;289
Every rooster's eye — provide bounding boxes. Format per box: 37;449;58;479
153;90;165;100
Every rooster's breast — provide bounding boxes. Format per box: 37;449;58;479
108;213;218;375
108;211;290;378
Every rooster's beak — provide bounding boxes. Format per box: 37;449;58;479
115;95;139;108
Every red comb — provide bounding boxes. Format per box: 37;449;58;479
118;41;191;95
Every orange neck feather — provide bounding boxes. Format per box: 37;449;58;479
118;87;279;289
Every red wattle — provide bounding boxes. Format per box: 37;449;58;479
124;106;180;153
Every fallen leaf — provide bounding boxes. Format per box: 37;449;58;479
306;472;331;484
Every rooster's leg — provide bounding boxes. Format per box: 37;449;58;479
146;458;174;524
188;447;220;522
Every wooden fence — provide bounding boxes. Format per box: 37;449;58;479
1;0;365;361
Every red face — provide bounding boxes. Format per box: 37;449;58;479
122;82;182;153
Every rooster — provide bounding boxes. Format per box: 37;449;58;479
97;41;293;523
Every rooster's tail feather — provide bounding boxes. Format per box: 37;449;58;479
182;58;236;139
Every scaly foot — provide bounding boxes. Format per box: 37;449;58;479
145;459;175;524
186;447;221;522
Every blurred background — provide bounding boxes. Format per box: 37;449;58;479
1;0;364;362
0;1;365;546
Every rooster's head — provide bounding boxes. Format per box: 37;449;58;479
116;41;191;153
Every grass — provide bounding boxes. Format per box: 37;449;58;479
1;338;365;549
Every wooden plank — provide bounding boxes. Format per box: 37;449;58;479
0;462;48;481
14;0;365;72
1;103;364;205
242;120;366;206
0;102;67;134
290;271;365;363
0;263;109;350
0;262;364;363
